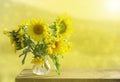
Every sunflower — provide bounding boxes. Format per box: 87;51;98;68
4;27;26;50
3;29;16;46
44;33;52;43
56;14;73;38
26;18;48;42
31;57;44;65
47;39;70;55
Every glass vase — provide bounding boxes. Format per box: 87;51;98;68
32;57;51;75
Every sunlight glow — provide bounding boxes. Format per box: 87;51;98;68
107;0;120;13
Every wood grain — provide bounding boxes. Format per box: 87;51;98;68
15;69;120;82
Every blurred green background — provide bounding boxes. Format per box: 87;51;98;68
1;0;120;82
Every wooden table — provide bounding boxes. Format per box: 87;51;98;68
15;69;120;82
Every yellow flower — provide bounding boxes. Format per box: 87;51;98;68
56;14;73;38
44;33;52;43
4;27;26;50
9;34;15;45
3;28;15;44
31;57;44;65
47;39;70;55
14;27;26;49
5;33;19;51
26;18;48;42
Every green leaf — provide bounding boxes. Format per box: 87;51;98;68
19;53;24;57
22;53;27;65
19;47;31;64
50;55;60;75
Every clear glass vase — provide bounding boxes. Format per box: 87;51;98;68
32;58;51;75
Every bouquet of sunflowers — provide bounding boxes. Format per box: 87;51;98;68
4;14;72;75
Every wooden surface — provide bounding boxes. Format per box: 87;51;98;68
15;69;120;82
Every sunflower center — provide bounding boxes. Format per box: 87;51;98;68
55;41;59;48
33;24;44;35
59;21;66;34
